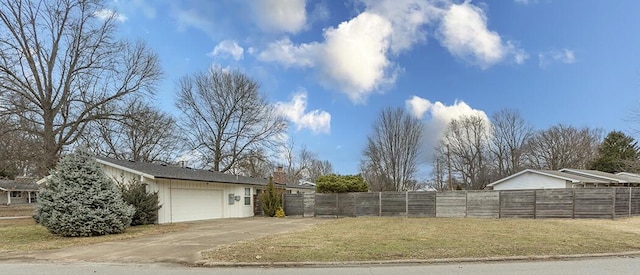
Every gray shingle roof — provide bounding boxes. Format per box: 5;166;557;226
0;180;39;191
95;156;268;186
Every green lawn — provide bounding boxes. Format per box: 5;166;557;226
0;218;187;252
204;217;640;262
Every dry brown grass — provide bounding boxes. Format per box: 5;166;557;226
0;218;187;253
204;217;640;262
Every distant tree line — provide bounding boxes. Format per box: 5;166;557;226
430;111;640;190
360;107;640;192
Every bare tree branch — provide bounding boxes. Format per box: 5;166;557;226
0;0;162;174
362;107;423;191
176;68;286;173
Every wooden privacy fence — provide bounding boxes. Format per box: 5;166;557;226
282;188;640;219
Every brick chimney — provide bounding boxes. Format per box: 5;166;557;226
273;166;286;185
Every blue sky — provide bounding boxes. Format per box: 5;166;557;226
103;0;640;177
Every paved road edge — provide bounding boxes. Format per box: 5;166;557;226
198;250;640;267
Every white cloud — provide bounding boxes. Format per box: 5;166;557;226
275;91;331;134
259;0;526;103
258;38;319;68
538;49;576;68
209;40;244;61
319;12;395;102
406;95;489;160
361;0;445;54
436;2;526;68
406;95;433;119
259;12;395;103
93;9;128;23
253;0;307;34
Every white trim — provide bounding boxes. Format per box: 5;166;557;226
487;169;581;187
95;158;156;180
617;172;640;178
559;168;625;183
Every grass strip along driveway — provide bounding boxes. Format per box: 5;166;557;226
0;218;186;253
204;217;640;263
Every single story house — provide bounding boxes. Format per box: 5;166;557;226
0;178;39;205
560;169;640;187
285;183;316;194
486;169;640;191
271;166;316;194
94;156;269;223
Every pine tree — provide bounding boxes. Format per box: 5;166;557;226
119;179;161;225
260;177;282;217
590;131;640;173
34;150;134;237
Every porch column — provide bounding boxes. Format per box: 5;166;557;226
6;191;10;205
28;191;31;203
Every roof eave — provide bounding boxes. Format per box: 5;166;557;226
95;158;156;180
560;168;626;183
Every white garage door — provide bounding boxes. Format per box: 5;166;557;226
170;188;223;222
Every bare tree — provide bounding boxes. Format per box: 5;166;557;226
233;148;275;178
360;158;391;191
362;107;423;191
0;0;162;174
176;68;286;172
526;124;602;170
0;116;40;178
438;115;492;190
307;159;334;182
430;153;447;191
490;109;534;178
81;100;182;163
280;142;332;183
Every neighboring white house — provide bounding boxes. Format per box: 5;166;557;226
559;169;640;187
94;156;268;224
284;182;316;194
486;169;640;191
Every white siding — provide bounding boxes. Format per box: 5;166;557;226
100;163;258;224
492;172;571;190
156;179;255;224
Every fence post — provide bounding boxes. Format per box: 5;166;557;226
378;192;382;216
405;191;409;217
335;193;339;218
433;192;437;217
572;188;576;219
464;190;468;218
629;187;632;218
498;190;502;219
353;193;357;217
612;187;616;220
533;190;537;219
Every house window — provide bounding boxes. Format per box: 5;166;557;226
244;188;251;205
10;191;22;198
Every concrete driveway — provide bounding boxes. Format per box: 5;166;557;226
4;217;327;266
